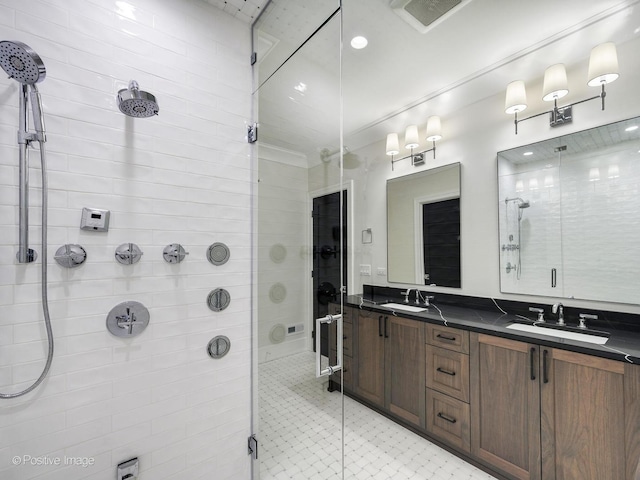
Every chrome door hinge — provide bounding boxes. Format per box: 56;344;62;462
248;434;258;460
247;123;258;144
251;52;257;65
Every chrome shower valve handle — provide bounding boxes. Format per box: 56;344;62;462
107;301;150;338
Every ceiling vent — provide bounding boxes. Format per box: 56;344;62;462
390;0;470;33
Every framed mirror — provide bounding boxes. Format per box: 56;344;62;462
387;163;461;287
498;116;640;304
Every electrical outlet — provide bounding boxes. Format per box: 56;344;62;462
377;267;387;276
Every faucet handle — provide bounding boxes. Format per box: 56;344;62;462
529;307;545;322
578;313;597;329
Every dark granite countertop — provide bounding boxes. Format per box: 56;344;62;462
342;294;640;365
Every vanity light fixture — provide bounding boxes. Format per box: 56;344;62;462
386;116;442;170
505;42;619;134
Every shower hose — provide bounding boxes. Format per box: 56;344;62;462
0;143;54;399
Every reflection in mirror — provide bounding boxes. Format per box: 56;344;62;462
498;116;640;304
387;163;461;287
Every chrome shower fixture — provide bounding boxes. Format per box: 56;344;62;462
0;40;46;84
117;80;159;118
0;40;54;399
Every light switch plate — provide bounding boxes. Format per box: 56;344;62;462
80;207;110;232
360;264;371;276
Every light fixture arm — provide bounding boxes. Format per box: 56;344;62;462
513;84;608;134
390;141;436;170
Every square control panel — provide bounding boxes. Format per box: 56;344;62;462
80;207;110;232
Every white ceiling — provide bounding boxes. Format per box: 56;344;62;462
216;0;640;165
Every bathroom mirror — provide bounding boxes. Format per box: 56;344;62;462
387;163;461;287
498;116;640;305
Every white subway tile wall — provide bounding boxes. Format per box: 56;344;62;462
0;0;252;479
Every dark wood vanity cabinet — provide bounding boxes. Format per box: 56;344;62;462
352;310;426;428
470;332;640;480
470;334;541;480
331;302;640;480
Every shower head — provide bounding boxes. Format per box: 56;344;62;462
117;80;159;118
519;201;530;209
0;40;46;85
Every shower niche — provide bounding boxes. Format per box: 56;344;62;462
497;115;640;304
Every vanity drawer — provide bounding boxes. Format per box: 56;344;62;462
426;388;470;452
426;345;469;402
328;303;353;324
330;351;352;389
329;317;353;356
426;324;469;354
343;321;353;356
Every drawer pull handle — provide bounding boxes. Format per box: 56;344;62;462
530;347;536;381
436;367;456;376
437;412;457;424
436;334;456;341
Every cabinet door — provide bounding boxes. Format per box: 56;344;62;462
540;348;625;480
385;316;425;427
354;311;385;407
470;333;541;480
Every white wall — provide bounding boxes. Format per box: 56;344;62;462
333;36;640;315
0;1;252;479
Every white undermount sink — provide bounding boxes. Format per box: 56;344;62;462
380;303;428;313
506;323;609;345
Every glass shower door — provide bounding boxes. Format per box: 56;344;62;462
251;2;345;478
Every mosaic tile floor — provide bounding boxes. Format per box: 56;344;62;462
259;352;497;480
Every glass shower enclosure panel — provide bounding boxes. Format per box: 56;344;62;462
251;2;345;479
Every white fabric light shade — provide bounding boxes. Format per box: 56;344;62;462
386;133;400;156
542;64;569;101
505;80;527;114
425;116;442;142
404;125;419;149
588;42;619;86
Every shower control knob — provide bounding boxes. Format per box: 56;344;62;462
107;301;149;338
54;244;87;268
115;243;143;265
163;243;189;263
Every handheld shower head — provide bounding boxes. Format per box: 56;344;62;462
117;80;159;118
0;40;46;85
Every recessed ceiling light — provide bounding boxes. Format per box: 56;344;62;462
523;151;533;156
625;125;638;132
350;36;368;49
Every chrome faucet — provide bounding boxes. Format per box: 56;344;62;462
401;289;412;303
552;303;564;326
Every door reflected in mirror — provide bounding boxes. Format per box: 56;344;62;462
387;163;461;287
